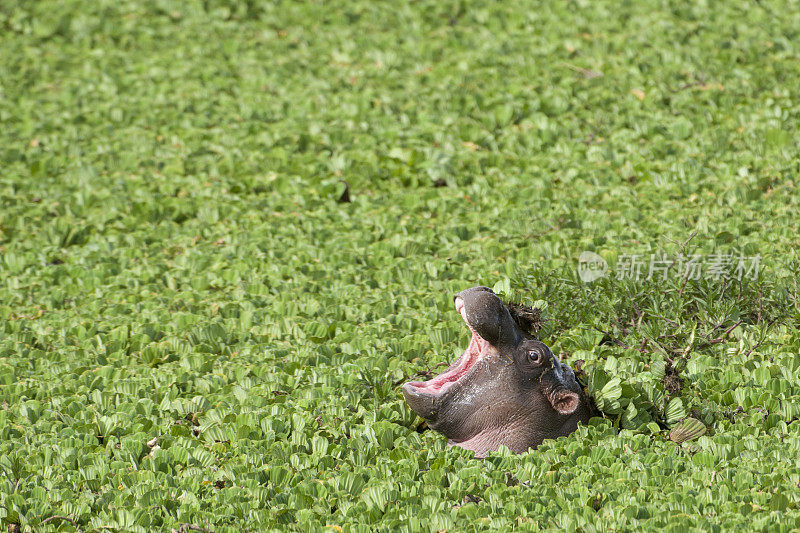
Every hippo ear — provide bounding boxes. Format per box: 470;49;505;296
550;390;580;415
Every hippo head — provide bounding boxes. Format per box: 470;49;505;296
402;286;592;457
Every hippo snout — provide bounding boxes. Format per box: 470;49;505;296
401;382;437;420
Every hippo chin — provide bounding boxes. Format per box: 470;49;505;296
402;286;592;457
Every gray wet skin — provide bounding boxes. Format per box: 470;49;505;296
402;286;592;457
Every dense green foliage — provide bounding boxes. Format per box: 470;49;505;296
2;0;800;530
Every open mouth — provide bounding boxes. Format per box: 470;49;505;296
403;296;489;396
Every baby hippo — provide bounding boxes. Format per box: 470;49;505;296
402;286;591;457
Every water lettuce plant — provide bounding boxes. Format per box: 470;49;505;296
2;0;800;531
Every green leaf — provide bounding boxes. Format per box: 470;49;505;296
492;278;512;297
665;398;687;426
769;491;790;512
668;417;706;444
599;378;622;401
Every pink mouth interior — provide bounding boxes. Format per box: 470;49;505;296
406;299;487;395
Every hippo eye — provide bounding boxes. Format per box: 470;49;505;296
527;348;544;365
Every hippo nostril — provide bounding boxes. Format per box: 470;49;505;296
552;391;579;415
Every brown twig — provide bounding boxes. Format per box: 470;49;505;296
631;300;644;328
665;230;698;250
707;320;743;345
647;336;674;363
648;314;680;328
392;363;448;387
42;515;79;528
594;327;652;354
671;231;698;297
743;340;765;359
677;273;689;297
171;525;212;533
562;62;603;79
743;318;780;357
607;318;631;338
